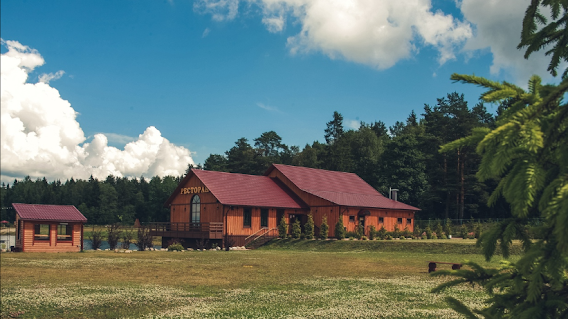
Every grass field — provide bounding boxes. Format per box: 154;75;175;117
0;239;518;318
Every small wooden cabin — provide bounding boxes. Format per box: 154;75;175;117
13;203;87;252
154;164;419;248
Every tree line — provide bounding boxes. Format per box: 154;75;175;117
0;92;511;224
204;92;510;220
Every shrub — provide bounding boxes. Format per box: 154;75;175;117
304;213;315;239
368;225;376;240
393;224;401;238
121;229;133;249
424;226;433;239
460;224;468;239
135;225;154;251
345;231;359;238
168;243;184;251
403;226;411;238
413;225;422;238
319;216;329;240
475;223;482;239
278;215;288;238
356;223;364;239
443;218;452;237
434;221;444;239
360;236;368;240
291;220;302;239
106;224;121;250
440;234;447;239
377;225;387;240
334;215;346;240
431;234;438;240
399;236;405;240
89;226;103;250
385;235;393;240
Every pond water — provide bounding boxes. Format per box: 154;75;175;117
82;240;161;251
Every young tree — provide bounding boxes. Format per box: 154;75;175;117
291;220;302;239
278;215;288;238
334;215;346;240
433;73;568;317
304;213;315;239
319;216;329;240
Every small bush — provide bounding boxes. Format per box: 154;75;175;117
106;224;121;250
399;236;405;240
168;243;184;251
291;220;302;239
360;236;368;240
89;226;103;250
393;224;401;238
443;218;452;237
402;226;411;238
424;226;433;239
356;223;364;239
345;231;359;238
278;215;288;238
460;224;468;239
431;234;438;240
413;225;422;238
440;234;447;239
121;229;133;249
319;216;329;240
135;225;154;251
304;213;315;239
385;235;393;240
434;221;444;240
368;225;376;240
377;226;387;240
475;223;482;239
334;216;346;240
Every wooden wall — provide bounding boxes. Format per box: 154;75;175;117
17;220;83;252
169;174;222;224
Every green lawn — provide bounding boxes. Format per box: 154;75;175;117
0;240;516;318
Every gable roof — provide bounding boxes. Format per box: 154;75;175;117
13;203;87;222
165;169;306;209
266;164;420;211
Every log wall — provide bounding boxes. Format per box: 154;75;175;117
17;221;83;252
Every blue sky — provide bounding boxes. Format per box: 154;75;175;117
0;0;557;183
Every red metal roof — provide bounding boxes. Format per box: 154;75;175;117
267;164;420;211
190;169;306;209
13;203;87;222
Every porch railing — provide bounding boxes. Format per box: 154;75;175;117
146;222;223;239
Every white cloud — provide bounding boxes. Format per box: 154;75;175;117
202;27;211;38
459;0;565;84
256;102;281;112
345;119;361;130
38;70;65;84
95;132;137;145
196;0;472;69
193;0;240;22
1;40;194;183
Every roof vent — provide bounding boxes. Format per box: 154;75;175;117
389;188;399;201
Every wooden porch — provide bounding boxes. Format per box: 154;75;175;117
147;222;223;239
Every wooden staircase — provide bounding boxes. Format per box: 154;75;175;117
244;228;278;249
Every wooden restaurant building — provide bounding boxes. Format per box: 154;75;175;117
152;164;419;248
13;203;87;252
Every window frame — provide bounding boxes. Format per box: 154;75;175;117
243;208;252;228
57;223;72;241
397;218;403;224
34;224;50;241
349;216;355;223
406;218;412;225
191;195;201;224
378;217;384;224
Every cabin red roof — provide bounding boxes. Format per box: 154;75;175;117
266;164;420;211
172;169;306;209
13;203;87;222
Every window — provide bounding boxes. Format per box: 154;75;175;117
406;218;412;225
191;195;201;223
34;224;50;240
349;216;355;222
397;218;403;224
261;209;269;228
57;223;72;241
243;208;252;227
379;217;384;223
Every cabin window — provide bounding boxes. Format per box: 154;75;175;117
379;217;384;223
261;209;269;228
243;208;252;227
191;195;201;224
349;216;355;223
397;218;403;224
406;218;412;225
57;223;72;241
34;224;50;241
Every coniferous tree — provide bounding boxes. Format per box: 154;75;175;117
334;215;346;240
319;216;329;240
304;213;315;239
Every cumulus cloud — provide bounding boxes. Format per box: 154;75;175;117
459;0;565;83
195;0;472;69
345;119;361;130
1;40;194;183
